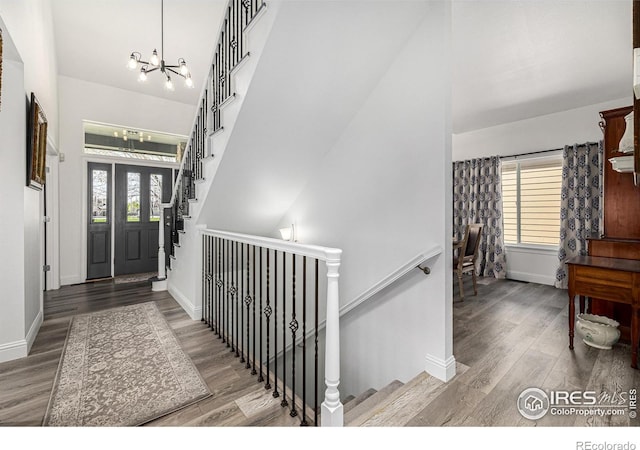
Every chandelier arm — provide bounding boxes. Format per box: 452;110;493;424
137;59;150;66
165;67;186;79
144;67;160;74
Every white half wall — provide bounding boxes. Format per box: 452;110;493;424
452;97;632;286
280;4;453;394
57;76;195;285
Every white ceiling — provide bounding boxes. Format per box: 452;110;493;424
51;0;228;105
51;0;633;132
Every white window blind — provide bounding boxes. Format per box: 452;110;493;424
501;157;562;246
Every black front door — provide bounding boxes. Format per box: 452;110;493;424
87;162;112;280
114;164;171;276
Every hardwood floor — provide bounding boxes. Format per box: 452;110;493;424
346;277;640;427
0;280;301;427
2;276;638;428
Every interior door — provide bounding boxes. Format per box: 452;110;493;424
114;164;171;276
87;162;112;280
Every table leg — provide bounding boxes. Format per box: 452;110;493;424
586;297;591;314
568;292;575;350
632;307;638;369
579;296;585;314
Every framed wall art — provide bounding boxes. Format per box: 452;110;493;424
26;92;48;190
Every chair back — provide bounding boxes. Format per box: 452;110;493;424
464;224;483;260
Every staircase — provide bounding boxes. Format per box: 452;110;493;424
150;0;451;428
343;363;468;427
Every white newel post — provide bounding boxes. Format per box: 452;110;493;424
152;204;171;292
158;204;170;280
321;249;343;426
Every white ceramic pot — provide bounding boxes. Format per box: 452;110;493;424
575;314;621;350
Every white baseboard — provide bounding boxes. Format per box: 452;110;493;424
26;310;43;353
168;284;202;321
60;275;83;286
506;270;555;286
0;340;27;363
425;354;456;382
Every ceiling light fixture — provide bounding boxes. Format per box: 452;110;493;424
127;0;193;90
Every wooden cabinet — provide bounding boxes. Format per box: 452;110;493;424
589;106;640;343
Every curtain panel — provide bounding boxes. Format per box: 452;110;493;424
453;156;507;278
554;142;604;289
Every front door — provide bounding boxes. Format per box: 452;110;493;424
87;162;112;280
114;164;171;276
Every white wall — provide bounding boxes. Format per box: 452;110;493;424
0;25;43;361
0;0;59;146
452;97;632;285
280;4;453;394
0;2;57;362
57;76;195;285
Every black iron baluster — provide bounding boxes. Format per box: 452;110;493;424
273;250;279;398
264;249;271;390
314;259;319;426
236;244;246;363
210;235;214;330
257;246;264;382
231;240;236;354
201;234;206;323
245;243;251;369
290;254;297;417
251;245;257;375
216;237;221;337
222;239;231;347
281;252;288;408
301;256;308;426
235;241;240;357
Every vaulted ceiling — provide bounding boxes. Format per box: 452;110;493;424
50;0;633;133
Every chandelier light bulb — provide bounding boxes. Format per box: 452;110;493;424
150;49;160;66
165;76;174;91
138;67;148;82
123;134;128;142
185;73;194;88
179;59;189;76
139;134;144;143
127;54;138;70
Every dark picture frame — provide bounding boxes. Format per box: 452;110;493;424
26;92;48;191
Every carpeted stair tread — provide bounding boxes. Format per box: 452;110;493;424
345;380;404;426
343;388;376;415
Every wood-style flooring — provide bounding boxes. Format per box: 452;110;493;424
0;280;301;427
343;277;640;427
1;276;638;427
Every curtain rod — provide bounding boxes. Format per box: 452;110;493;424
498;142;600;160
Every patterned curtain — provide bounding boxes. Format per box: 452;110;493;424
554;142;604;289
453;156;507;278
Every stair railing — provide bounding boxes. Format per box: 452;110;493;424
154;0;266;285
201;229;344;426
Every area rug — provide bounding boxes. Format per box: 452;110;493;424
113;272;157;284
43;302;211;426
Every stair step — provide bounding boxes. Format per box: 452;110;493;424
350;363;469;427
343;388;376;415
188;198;198;203
194;178;206;184
342;395;356;407
345;380;404;426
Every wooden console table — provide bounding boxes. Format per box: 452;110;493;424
567;255;639;369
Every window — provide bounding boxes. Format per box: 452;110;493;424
127;172;141;222
91;169;108;223
501;157;562;246
149;174;163;222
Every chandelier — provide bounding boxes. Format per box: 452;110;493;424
127;0;193;91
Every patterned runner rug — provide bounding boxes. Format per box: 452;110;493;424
43;302;211;426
